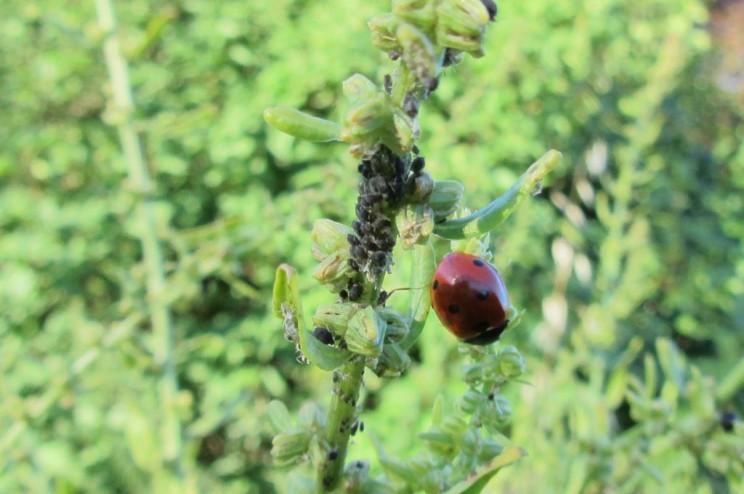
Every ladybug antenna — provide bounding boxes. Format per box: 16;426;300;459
378;285;427;305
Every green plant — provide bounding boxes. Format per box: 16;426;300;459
2;0;742;492
264;1;561;491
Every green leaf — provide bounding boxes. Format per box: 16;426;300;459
433;150;562;239
272;264;351;371
443;446;528;494
263;106;341;142
400;242;435;350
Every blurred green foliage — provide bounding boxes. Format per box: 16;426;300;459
1;0;742;493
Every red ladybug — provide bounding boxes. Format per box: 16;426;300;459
430;252;510;345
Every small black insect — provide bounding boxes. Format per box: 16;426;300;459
348;282;364;301
313;327;334;345
721;411;738;432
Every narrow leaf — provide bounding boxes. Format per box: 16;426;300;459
264;106;341;142
433;150;561;239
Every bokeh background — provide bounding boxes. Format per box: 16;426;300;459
2;0;743;492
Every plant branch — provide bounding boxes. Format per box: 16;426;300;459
95;0;185;488
318;357;366;492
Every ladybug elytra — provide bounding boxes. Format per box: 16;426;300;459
430;252;510;345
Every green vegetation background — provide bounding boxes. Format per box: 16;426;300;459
2;0;743;492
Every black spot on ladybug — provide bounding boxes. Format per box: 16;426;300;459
473;259;485;267
448;304;460;314
476;290;489;300
432;279;439;290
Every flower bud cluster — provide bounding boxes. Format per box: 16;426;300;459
369;0;499;89
341;74;418;159
310;219;357;294
379;344;524;490
312;302;411;374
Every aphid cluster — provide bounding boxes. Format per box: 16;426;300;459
345;146;428;301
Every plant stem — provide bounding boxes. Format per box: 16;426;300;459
318;357;366;492
716;355;744;403
95;0;185;489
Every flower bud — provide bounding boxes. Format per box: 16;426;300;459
368;14;401;52
396;22;438;90
377;307;410;341
485;394;512;423
460;427;480;456
429;180;465;221
311;219;353;261
495;345;526;379
457;388;483;414
435;0;489;57
312;251;355;292
397;204;435;249
375;341;411;377
312;303;359;337
345;305;387;357
343;74;380;104
389;111;417;155
440;415;467;439
478;437;504;461
271;429;311;467
393;0;436;39
341;93;390;141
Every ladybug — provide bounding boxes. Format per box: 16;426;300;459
430;252;510;345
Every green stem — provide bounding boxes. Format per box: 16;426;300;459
716;355;744;403
95;0;185;488
318;357;366;492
